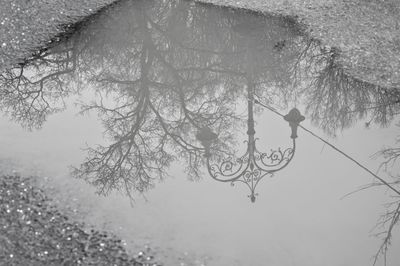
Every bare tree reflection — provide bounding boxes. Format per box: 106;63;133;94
286;37;400;264
0;41;78;129
293;40;400;135
293;39;400;263
372;198;400;266
63;0;303;196
367;130;400;265
1;0;400;206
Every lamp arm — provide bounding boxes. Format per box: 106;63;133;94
252;138;296;173
205;151;251;183
268;138;296;174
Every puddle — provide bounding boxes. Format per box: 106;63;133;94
0;0;400;265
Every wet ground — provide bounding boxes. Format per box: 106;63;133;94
0;0;116;72
0;175;152;266
1;0;400;265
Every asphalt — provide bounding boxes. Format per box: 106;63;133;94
2;0;399;88
0;0;117;72
196;0;400;89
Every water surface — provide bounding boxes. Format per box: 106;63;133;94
1;0;400;265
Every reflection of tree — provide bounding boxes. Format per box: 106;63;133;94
65;0;302;196
1;0;298;196
285;35;400;265
290;39;400;264
2;0;400;204
369;130;400;265
372;197;400;266
0;42;78;128
293;41;400;135
356;178;400;266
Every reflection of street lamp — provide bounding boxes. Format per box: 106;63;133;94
197;86;304;202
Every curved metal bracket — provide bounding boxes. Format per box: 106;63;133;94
206;138;296;202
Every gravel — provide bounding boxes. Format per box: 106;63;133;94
0;175;161;266
0;0;118;72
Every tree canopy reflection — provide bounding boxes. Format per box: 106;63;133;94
1;0;400;199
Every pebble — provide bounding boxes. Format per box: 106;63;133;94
0;175;152;265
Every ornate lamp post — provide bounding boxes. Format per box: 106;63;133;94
197;85;305;202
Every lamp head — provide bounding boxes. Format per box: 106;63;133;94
250;194;256;203
196;127;218;157
284;108;305;139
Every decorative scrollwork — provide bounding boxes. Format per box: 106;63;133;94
206;138;296;202
208;152;249;181
255;145;295;172
198;94;303;202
